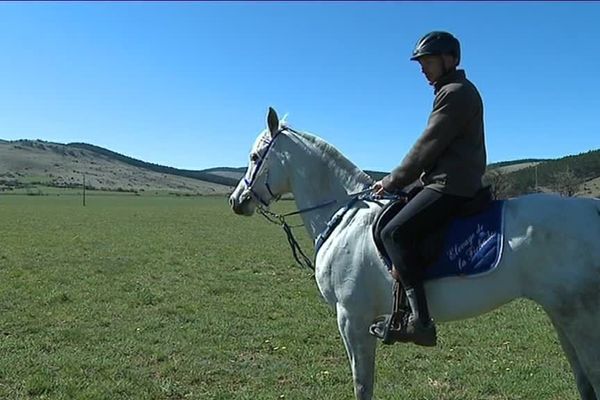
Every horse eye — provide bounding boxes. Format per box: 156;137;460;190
250;153;259;162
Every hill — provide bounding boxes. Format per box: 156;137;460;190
1;138;598;198
0;139;233;195
487;158;547;169
485;150;600;198
201;167;246;180
67;143;239;187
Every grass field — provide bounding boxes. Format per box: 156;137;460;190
0;194;579;399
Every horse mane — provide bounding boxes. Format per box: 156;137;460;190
286;127;374;187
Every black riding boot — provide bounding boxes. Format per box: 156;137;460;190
369;268;436;347
398;282;436;347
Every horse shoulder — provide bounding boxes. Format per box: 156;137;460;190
315;203;391;312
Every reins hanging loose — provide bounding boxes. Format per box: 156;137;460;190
256;187;393;272
257;205;315;271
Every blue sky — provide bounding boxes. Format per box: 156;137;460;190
0;2;598;172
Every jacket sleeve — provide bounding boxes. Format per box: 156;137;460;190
382;87;468;191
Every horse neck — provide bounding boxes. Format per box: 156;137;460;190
282;133;372;241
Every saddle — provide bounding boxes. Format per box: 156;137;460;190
369;185;500;345
372;185;494;272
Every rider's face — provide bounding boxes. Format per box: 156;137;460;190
417;55;445;85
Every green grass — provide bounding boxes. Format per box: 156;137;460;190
0;195;578;399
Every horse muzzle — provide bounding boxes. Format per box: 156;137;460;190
229;192;256;216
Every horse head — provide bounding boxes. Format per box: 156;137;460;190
229;107;291;215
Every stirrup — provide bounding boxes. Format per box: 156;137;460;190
369;314;393;344
369;312;407;345
369;280;411;345
370;313;437;347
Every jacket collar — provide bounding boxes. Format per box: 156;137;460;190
434;69;466;93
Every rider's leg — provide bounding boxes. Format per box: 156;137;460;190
379;188;469;345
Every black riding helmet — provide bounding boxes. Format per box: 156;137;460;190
410;31;461;65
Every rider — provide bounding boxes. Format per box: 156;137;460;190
371;31;487;346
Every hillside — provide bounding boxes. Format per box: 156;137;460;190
201;167;246;180
68;143;239;187
1;138;598;198
486;150;600;198
0;140;232;195
487;158;547;169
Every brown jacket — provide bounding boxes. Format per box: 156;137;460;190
382;69;487;197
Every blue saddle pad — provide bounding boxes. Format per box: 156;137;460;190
424;200;505;281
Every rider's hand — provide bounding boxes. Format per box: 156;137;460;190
372;180;385;197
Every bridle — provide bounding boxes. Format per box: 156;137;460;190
239;125;379;272
241;126;321;271
242;127;289;207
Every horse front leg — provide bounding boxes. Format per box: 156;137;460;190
336;303;378;400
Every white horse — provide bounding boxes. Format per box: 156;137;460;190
229;107;600;400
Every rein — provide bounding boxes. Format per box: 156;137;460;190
257;205;315;271
256;187;379;271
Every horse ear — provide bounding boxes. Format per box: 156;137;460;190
267;107;279;137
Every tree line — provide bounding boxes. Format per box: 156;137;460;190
484;149;600;198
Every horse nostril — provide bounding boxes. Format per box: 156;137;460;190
229;197;235;208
